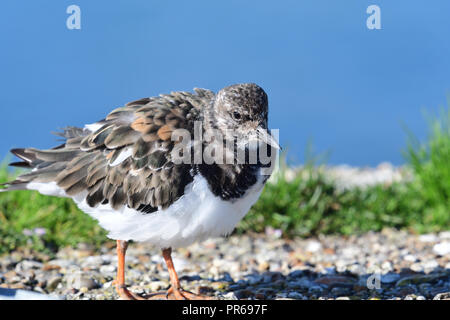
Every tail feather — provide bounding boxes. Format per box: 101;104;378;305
0;182;29;192
1;126;86;193
8;161;32;169
10;148;37;163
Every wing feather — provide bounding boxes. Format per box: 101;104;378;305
3;88;214;213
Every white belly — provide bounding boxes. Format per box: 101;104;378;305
25;170;266;249
26;166;268;249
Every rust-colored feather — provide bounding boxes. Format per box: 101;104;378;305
157;125;173;141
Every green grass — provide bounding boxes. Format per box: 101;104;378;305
238;166;445;237
0;167;106;255
0;107;449;254
403;107;450;226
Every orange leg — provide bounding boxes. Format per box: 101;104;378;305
114;241;214;300
115;240;145;300
144;248;214;300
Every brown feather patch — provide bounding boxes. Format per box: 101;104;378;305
131;117;150;133
157;125;172;141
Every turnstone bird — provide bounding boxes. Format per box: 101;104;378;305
1;83;279;300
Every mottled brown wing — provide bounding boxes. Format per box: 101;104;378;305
3;89;215;213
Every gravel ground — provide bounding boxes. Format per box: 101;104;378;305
1;229;449;300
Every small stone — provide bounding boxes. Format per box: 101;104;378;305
341;246;359;258
397;286;417;296
228;284;244;291
79;287;89;294
308;285;324;295
410;263;424;272
82;256;103;267
381;261;393;271
433;292;450;300
324;267;337;275
287;292;304;299
330;287;351;296
76;278;100;290
404;254;417;262
46;259;73;269
216;272;233;283
381;273;400;284
422;260;439;271
255;293;266;299
198;286;214;295
271;279;286;289
222;292;238;300
315;276;355;287
42;264;61;272
211;282;228;291
258;261;270;272
439;231;450;239
148;281;168;292
179;274;201;282
15;260;43;273
305;240;322;253
288;270;305;278
47;277;63;292
234;289;253;299
99;265;116;274
395;273;447;286
102;280;114;289
433;242;450;256
287;277;314;289
246;274;262;285
419;234;438;243
255;287;275;297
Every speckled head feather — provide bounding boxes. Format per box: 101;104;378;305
205;83;269;132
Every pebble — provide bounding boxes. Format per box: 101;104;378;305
433;242;450;256
287;291;305;299
75;278;99;290
306;241;322;253
419;234;438;243
46;276;63;292
381;273;400;284
395;273;447;287
336;296;351;300
99;265;116;274
315;275;355;287
433;292;450;300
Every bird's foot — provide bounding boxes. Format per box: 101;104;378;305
116;284;215;300
116;284;147;300
146;286;215;300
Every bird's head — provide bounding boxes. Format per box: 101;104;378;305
205;83;280;151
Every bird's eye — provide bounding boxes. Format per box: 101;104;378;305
233;112;241;120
